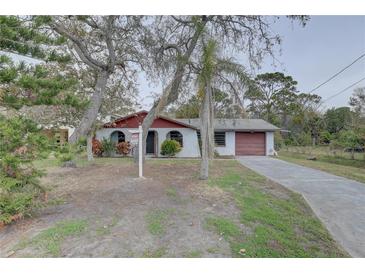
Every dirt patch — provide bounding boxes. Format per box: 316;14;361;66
0;159;236;257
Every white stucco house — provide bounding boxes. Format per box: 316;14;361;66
95;110;279;157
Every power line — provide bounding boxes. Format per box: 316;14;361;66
309;53;365;93
322;76;365;104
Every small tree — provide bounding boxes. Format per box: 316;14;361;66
338;130;362;160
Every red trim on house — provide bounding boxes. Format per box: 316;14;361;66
104;111;197;129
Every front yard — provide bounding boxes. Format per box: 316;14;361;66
0;158;348;257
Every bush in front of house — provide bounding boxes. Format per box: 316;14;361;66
116;141;131;156
101;138;115;157
160;140;182;157
92;138;103;157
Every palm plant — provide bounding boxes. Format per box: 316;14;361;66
197;39;252;179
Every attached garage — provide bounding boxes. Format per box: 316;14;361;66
235;132;266;156
177;117;278;157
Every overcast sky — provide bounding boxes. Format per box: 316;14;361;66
4;16;365;111
260;15;365;109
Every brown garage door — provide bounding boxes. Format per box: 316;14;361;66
235;132;266;156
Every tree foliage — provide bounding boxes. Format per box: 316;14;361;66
324;107;353;134
0;115;49;224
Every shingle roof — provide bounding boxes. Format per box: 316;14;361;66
175;118;279;131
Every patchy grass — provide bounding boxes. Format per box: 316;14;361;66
14;219;87;257
145;209;170;236
183;250;202;258
207;160;349;258
165;186;178;199
147;158;200;166
279;151;365;183
94;217;119;236
34;155;133;170
5;157;350;258
33;158;60;169
284;145;364;162
76;156;133;167
206;247;219;254
205;217;240;240
142;247;166;258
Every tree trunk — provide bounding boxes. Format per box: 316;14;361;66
140;18;208;163
200;84;214;180
86;134;94;161
312;136;316;147
69;71;109;144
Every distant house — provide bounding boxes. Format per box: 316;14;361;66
95;110;279;157
42;127;72;146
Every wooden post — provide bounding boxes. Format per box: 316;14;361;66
138;125;143;178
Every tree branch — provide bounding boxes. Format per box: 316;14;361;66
50;19;106;71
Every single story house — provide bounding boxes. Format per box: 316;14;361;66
95;110;279;157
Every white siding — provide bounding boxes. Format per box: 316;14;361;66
95;127;201;158
156;128;200;157
265;131;275;156
215;131;235;156
96;128;133;142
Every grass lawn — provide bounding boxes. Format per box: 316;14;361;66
284;145;364;162
207;160;348;257
278;151;365;184
2;157;348;257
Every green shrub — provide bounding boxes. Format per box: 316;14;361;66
101;138;115;157
0;193;33;223
55;144;75;163
57;153;73;163
338;130;362;159
320;131;332;145
160;140;182;157
0;115;48;224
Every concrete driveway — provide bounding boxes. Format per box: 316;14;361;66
236;156;365;257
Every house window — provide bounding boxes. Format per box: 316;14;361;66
167;130;183;147
214;132;226;146
111;131;125;143
197;131;226;147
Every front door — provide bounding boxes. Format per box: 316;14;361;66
146;131;155;154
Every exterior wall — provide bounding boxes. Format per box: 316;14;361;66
95;127;276;157
155;128;200;157
96;128;133;143
265;131;275;156
215;131;235;156
95;127;201;158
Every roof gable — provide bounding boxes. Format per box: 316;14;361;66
104;111;196;129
